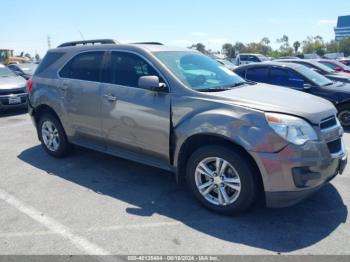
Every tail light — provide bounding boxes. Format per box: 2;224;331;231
27;79;33;94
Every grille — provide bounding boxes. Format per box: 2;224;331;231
0;88;26;96
320;116;337;130
327;139;342;154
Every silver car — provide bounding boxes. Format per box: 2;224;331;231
0;64;28;112
28;40;347;214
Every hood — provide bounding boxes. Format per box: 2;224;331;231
328;72;350;82
0;76;26;90
210;83;336;124
321;81;350;97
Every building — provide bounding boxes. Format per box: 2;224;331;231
335;15;350;41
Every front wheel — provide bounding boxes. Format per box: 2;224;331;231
337;104;350;127
186;145;258;215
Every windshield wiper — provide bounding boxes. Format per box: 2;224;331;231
198;87;233;92
198;82;247;92
323;82;334;87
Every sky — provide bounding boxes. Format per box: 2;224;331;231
1;0;349;57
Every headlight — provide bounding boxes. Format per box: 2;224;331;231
266;113;318;145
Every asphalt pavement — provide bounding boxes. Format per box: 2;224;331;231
0;109;349;255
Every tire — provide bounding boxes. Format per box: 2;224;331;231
38;113;71;158
186;145;258;215
337;104;350;127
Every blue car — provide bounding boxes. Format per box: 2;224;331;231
234;61;350;127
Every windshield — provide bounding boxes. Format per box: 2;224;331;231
295;65;333;87
310;61;336;74
0;65;16;77
218;59;236;68
18;64;38;74
257;55;269;62
331;60;350;70
154;51;246;91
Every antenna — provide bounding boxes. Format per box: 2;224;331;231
47;35;51;49
78;30;85;41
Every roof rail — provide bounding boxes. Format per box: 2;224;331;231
131;42;164;45
57;39;118;48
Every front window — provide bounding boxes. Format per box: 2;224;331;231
0;50;9;63
0;65;16;77
294;65;333;87
154;51;246;92
270;68;305;88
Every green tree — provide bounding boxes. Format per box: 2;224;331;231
190;43;207;54
222;43;235;58
276;35;293;56
233;42;246;54
325;40;339;53
259;37;272;55
339;37;350;56
302;36;326;56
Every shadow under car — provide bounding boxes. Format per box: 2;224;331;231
18;145;348;253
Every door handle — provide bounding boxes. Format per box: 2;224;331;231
104;94;117;102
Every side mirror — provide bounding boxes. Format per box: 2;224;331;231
138;76;167;92
303;83;312;90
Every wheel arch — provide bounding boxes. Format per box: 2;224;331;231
33;104;60;125
175;133;264;193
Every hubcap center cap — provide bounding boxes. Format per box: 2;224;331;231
213;176;223;185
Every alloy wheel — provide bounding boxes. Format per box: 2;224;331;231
194;157;241;206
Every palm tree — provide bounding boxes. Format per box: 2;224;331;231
293;41;301;54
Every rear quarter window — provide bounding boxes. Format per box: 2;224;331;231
35;52;65;75
59;51;104;82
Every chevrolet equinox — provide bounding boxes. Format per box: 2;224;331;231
28;39;347;214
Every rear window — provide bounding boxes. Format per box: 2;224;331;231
59;51;104;82
35;52;64;75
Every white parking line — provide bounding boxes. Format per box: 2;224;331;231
0;188;111;255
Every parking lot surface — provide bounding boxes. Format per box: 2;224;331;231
0;110;350;255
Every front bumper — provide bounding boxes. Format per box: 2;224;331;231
0;93;28;110
250;138;347;208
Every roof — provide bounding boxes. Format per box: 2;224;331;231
237;61;302;70
51;43;191;53
337;15;350;27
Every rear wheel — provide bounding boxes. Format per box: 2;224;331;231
38;113;71;157
337;104;350;127
186;145;258;215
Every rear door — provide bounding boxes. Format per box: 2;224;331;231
59;51;106;149
245;67;270;83
100;51;171;167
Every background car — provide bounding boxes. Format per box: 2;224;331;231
0;64;28;112
234;62;350;126
216;58;237;71
339;58;350;66
7;63;38;80
317;59;350;74
275;59;350;84
235;53;269;65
